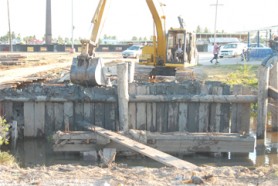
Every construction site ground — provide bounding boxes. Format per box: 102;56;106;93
0;52;261;87
1;52;277;186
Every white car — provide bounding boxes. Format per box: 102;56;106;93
219;43;247;58
122;45;143;58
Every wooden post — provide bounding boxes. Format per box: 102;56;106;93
269;61;278;131
11;120;18;148
257;65;270;141
117;63;129;132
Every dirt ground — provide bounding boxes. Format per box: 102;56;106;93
0;163;278;185
0;52;276;185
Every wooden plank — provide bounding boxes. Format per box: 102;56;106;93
269;62;278;131
188;103;199;132
257;66;270;139
147;132;255;153
0;101;3;116
12;102;24;128
84;102;93;124
268;86;278;100
95;103;105;128
220;84;231;132
151;103;156;132
64;102;74;131
45;103;55;137
146;103;154;131
269;102;278;131
231;85;242;133
104;103;116;131
128;83;137;129
129;95;257;103
215;87;222;132
198;84;209;132
156;103;168;132
241;87;251;134
90;126;197;170
231;86;251;134
34;102;45;137
167;103;179;131
24;102;35;137
54;103;64;131
2;101;13;122
209;86;222;132
136;85;148;130
74;102;84;129
178;103;188;131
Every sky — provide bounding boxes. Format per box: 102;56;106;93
0;0;277;41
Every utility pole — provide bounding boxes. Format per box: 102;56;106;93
71;0;75;53
210;0;223;44
7;0;13;52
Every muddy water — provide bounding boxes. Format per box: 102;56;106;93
5;130;277;169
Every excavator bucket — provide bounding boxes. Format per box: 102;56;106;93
70;57;106;86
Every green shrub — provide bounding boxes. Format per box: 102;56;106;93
0;116;9;146
0;151;16;166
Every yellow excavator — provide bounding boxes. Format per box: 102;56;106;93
70;0;198;86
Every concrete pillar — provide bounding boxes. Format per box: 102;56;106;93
117;63;129;132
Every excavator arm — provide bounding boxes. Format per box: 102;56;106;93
80;0;111;57
145;0;167;66
70;0;174;86
81;0;166;63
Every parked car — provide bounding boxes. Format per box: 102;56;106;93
219;43;247;58
122;45;143;58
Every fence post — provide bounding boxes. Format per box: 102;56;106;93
257;65;270;142
117;62;129;132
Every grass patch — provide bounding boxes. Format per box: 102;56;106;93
199;64;259;87
0;151;16;166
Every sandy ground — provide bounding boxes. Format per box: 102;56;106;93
0;52;276;185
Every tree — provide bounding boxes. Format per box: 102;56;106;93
196;25;202;33
204;27;210;33
57;36;64;44
132;36;138;41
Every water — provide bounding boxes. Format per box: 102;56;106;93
2;130;276;169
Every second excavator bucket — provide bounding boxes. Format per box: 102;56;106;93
70;56;106;86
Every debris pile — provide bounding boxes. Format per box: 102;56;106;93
0;54;27;65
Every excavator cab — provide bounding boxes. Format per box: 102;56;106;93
166;29;187;64
140;28;197;66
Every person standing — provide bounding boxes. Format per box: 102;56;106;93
210;43;220;64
